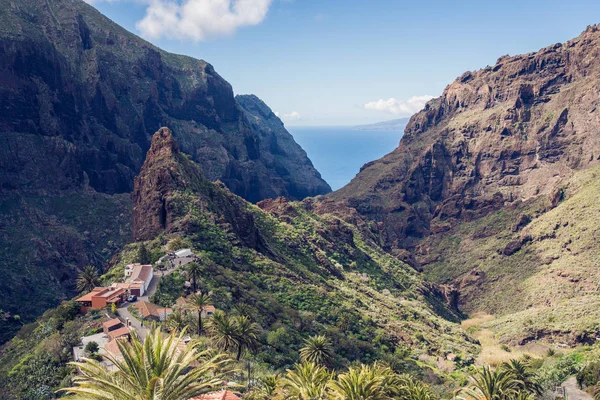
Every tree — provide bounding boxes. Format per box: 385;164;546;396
84;341;99;355
187;292;212;334
76;265;100;293
300;335;334;366
392;373;438;400
328;364;388;400
501;359;543;395
279;362;331;400
209;310;239;354
60;327;234;400
246;375;280;400
137;243;151;264
464;366;520;400
232;315;260;361
165;310;189;333
186;262;202;292
209;312;261;361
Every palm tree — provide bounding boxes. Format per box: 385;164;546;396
501;359;543;395
165;310;189;333
393;373;438;400
300;335;334;366
186;262;202;292
232;315;260;361
209;310;239;354
464;366;519;400
246;375;280;400
60;327;234;400
187;291;212;334
328;364;388;400
76;265;100;293
280;362;332;400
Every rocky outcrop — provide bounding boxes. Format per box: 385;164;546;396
0;0;329;342
333;25;600;249
0;0;329;201
132;127;269;258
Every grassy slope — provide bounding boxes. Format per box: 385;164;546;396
421;166;600;344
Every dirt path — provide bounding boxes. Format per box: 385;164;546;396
562;376;593;400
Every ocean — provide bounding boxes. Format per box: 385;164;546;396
288;126;402;191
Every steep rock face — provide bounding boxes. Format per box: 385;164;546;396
131;128;477;361
0;0;329;342
236;95;331;200
0;0;329;201
333;25;600;249
133;127;266;253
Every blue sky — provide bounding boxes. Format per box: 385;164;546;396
90;0;600;126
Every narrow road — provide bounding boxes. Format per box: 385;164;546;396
562;376;593;400
117;255;197;338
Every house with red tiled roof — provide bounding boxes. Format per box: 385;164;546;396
123;264;154;296
102;318;124;335
133;301;172;321
189;390;241;400
107;326;131;340
75;287;126;310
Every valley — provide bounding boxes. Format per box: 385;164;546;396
2;0;600;399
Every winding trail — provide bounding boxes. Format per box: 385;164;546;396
562;376;593;400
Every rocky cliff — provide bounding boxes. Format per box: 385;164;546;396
0;0;329;200
334;25;600;249
0;0;329;342
333;25;600;344
130;127;476;361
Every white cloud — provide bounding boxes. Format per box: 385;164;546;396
87;0;273;40
363;95;434;116
275;111;301;121
138;0;273;40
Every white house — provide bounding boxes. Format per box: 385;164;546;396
122;264;153;296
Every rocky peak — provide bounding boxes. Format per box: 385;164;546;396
0;0;329;201
132;127;201;241
147;127;180;160
332;25;600;249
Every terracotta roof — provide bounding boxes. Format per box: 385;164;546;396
104;339;123;358
75;287;107;302
102;318;122;329
189;390;241;400
130;264;153;283
107;326;130;339
203;305;216;313
133;301;169;318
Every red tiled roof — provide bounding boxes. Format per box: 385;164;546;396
189;390;241;400
102;318;122;329
75;287;107;302
107;326;130;339
133;301;170;318
104;339;123;358
203;305;216;312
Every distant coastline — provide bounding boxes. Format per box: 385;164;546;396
288;126;401;190
352;117;410;132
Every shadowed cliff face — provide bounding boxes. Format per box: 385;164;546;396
333;25;600;250
0;0;330;201
0;0;329;342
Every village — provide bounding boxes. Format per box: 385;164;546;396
71;248;235;400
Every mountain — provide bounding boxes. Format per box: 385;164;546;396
332;25;600;344
353;118;410;132
0;0;328;342
128;127;477;365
